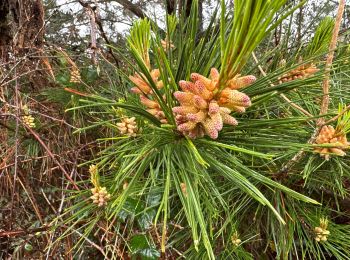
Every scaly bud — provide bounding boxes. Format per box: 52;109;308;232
117;117;138;137
208;101;220;114
210;68;220;82
194;80;213;100
221;113;238;126
314;125;349;160
129;74;152;94
210;113;223;131
219;89;251;108
178;121;197;132
278;63;319;84
187;111;207;123
191;73;212;89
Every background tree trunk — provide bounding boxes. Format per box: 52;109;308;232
0;0;44;62
166;0;176;15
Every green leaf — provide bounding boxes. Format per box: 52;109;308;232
130;234;160;260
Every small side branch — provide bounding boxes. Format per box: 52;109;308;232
278;0;345;175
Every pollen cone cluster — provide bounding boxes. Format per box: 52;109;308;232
91;187;111;207
22;114;36;128
173;68;255;139
314;219;330;242
70;68;81;83
117;117;138;137
89;164;111;207
278;63;319;84
59;48;81;83
231;232;242;246
129;69;167;123
314;125;349;160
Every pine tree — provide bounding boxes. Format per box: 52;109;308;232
58;0;350;259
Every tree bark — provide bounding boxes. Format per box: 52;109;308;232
0;0;44;61
198;0;203;31
166;0;176;15
297;1;303;45
114;0;147;19
0;1;11;61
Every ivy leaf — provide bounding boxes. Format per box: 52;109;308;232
56;72;70;85
82;66;99;83
137;208;157;231
117;197;157;230
130;234;160;260
117;198;143;222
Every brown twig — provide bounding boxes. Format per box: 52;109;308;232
6;55;21;255
86;3;98;64
0;227;49;238
23;123;80;190
0;142;95;171
77;0;121;66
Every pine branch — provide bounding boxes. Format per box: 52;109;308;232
279;0;346;175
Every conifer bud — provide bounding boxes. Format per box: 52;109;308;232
123;181;128;190
161;36;175;51
180;182;187;197
129;69;168;123
227;75;256;90
231;232;242;246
